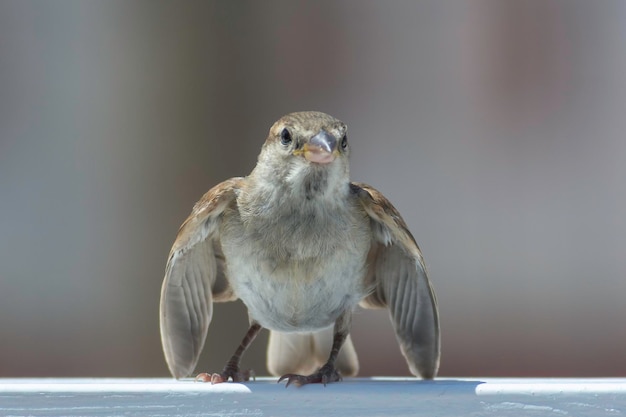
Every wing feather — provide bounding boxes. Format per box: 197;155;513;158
159;178;241;378
352;182;440;379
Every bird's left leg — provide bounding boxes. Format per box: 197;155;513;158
196;322;262;384
278;313;351;387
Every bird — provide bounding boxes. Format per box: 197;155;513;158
159;111;440;386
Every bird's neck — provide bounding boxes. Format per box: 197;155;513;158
236;168;357;262
241;165;351;218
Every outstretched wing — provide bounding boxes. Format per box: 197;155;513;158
159;177;241;379
351;182;440;379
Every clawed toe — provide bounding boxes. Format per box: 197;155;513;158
195;367;255;384
277;373;305;387
278;365;342;387
194;372;213;383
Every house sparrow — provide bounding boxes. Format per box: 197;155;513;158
159;111;440;386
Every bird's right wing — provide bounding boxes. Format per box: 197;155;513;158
159;178;241;379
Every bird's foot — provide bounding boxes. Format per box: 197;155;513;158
277;363;342;387
195;363;255;384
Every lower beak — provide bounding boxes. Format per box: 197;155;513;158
304;130;337;164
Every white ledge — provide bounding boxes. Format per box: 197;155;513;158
1;377;625;416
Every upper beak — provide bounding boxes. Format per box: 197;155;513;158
303;130;337;164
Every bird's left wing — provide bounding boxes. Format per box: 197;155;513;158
160;178;242;379
351;182;440;379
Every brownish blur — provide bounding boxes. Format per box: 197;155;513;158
1;1;625;378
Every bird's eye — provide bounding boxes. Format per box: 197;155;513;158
280;128;292;146
340;134;348;150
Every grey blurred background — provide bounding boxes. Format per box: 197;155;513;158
1;0;625;378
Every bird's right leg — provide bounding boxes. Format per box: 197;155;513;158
196;322;262;384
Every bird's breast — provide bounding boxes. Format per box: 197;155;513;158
231;258;366;332
219;202;371;332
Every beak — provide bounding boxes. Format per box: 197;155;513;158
303;130;337;164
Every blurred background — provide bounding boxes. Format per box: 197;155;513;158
1;0;625;378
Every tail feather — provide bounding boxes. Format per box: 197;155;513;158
267;328;359;377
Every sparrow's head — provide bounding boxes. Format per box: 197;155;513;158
265;111;349;163
253;111;350;197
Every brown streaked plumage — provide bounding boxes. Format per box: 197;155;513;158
159;111;440;386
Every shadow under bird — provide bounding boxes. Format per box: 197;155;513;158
159;111;440;386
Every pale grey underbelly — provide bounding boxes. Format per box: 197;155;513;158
228;258;367;332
